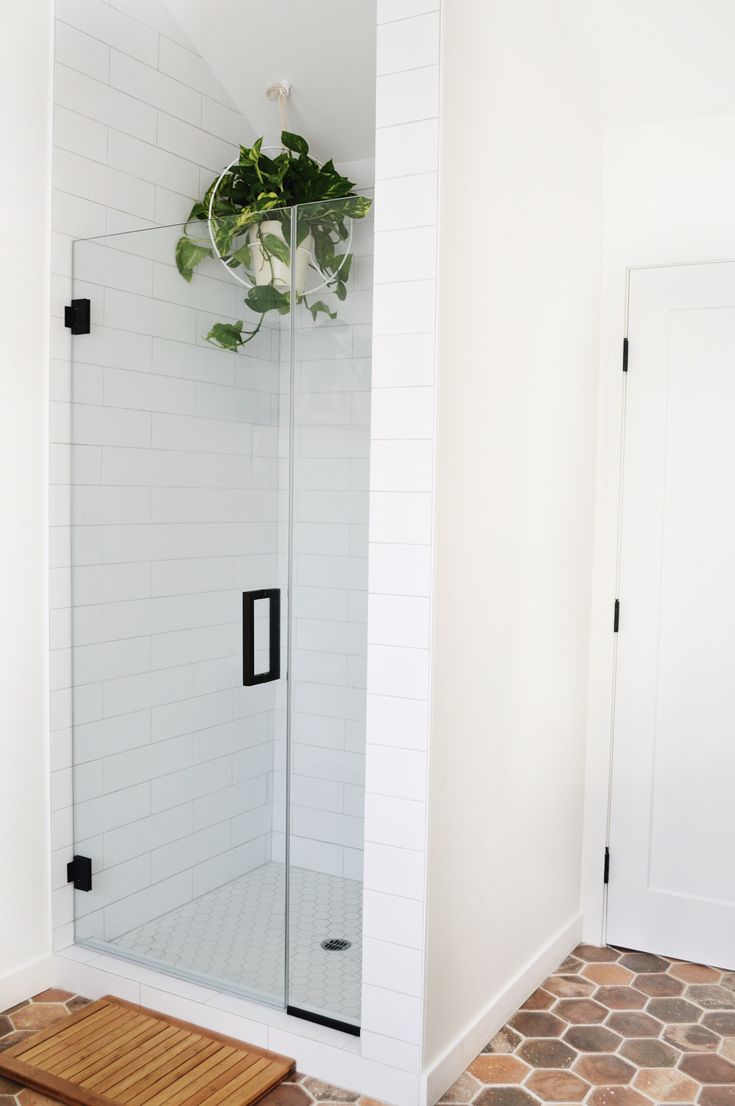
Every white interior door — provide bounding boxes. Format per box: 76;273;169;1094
608;261;735;969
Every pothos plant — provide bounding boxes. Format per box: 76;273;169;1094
175;131;372;350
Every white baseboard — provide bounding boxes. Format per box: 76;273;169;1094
0;954;55;1012
421;913;583;1106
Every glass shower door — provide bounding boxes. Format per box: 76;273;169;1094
67;218;290;1006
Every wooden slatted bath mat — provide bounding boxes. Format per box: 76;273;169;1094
0;995;294;1106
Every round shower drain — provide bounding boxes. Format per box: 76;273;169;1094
321;938;351;952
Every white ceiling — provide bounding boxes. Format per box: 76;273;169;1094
162;0;377;164
559;0;735;128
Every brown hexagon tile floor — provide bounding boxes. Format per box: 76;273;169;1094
436;944;735;1103
4;947;735;1106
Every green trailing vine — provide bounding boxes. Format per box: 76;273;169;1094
175;131;372;350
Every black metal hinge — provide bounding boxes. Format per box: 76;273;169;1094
622;337;629;373
603;847;610;884
67;854;93;892
613;599;620;633
64;298;90;335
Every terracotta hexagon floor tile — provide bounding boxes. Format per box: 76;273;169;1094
30;990;74;1004
554;999;608;1025
563;1025;623;1052
558;955;584;974
698;1089;735;1106
10;1004;68;1031
516;1039;577;1068
646;997;702;1023
543;976;596;999
573;945;620;963
302;1079;359;1102
509;1010;566;1037
17;1093;64;1106
687;986;735;1010
587;1087;651;1106
439;1072;482;1103
595;987;647;1011
0;1017;11;1038
468;1055;529;1084
259;1085;313;1106
670;963;721;984
521;988;556;1010
680;1053;735;1083
662;1022;721;1051
634;973;684;998
0;1030;35;1053
582;964;634;986
722;1038;735;1062
573;1055;635;1085
525;1070;589;1102
633;1067;699;1102
0;1077;22;1095
618;952;670;973
619;1037;680;1067
606;1011;663;1036
473;1090;539;1106
703;1012;735;1035
483;1027;522;1054
722;974;735;994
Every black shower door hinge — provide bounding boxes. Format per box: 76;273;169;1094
67;854;93;892
603;846;610;885
64;298;91;335
613;599;620;633
622;337;629;372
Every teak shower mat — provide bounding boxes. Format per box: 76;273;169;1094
0;994;294;1106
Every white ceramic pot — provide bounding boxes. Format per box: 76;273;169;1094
247;220;314;294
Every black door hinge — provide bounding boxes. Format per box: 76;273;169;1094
613;599;620;632
622;337;629;373
64;298;91;335
603;846;610;884
67;854;93;892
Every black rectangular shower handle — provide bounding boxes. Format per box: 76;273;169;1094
242;588;281;686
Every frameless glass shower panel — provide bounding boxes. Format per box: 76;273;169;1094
68;220;289;1005
286;199;373;1030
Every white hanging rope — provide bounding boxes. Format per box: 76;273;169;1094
265;81;290;135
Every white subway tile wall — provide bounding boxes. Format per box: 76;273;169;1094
50;0;440;1099
50;0;271;951
359;0;441;1091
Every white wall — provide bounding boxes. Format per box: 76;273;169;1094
582;113;735;939
425;0;602;1094
0;0;55;1006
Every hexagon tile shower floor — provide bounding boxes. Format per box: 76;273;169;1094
2;946;734;1106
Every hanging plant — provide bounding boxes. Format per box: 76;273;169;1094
175;131;372;350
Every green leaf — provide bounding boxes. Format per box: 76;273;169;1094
176;236;212;282
306;299;337;322
281;130;309;156
245;284;290;315
260;233;290;265
335;282;347;302
207;321;244;350
229;243;252;269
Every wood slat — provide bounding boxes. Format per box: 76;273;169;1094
19;1005;126;1064
0;995;294;1106
50;1011;162;1079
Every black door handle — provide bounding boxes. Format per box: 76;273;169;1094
243;589;281;685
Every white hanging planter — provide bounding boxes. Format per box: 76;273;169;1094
247;220;314;295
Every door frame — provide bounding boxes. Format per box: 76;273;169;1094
580;256;735;946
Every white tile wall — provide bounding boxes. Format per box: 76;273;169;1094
49;0;282;949
50;0;442;1100
360;0;441;1096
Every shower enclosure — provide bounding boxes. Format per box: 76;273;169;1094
65;200;372;1034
